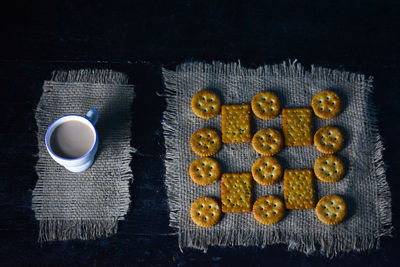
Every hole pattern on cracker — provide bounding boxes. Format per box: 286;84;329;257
190;197;222;227
189;157;221;185
252;195;285;225
251;156;282;185
314;154;344;183
221;173;252;213
315;195;346;225
190;128;221;156
191;90;221;119
251;92;281;119
282;108;313;146
314;126;343;154
311;90;341;119
283;169;315;209
221;105;251;143
252;128;283;156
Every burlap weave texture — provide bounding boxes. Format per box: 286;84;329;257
162;61;392;257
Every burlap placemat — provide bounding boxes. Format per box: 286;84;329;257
162;61;392;257
32;69;134;241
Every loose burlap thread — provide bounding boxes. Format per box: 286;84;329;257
33;69;135;242
162;61;392;257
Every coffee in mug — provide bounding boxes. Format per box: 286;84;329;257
50;120;95;159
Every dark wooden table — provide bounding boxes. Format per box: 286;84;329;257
0;1;399;266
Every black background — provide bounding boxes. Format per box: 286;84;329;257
0;0;399;266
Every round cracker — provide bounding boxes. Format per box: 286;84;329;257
189;157;221;185
252;128;283;156
252;195;285;225
190;128;221;156
251;92;281;119
314;126;343;154
190;197;221;227
191;90;221;119
314;154;345;183
311;90;341;119
315;195;346;225
251;156;282;185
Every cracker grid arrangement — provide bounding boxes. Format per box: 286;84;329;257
189;88;349;223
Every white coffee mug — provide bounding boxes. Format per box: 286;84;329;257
45;109;99;172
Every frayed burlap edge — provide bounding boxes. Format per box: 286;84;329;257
50;69;129;84
37;219;119;242
35;69;134;242
162;61;392;257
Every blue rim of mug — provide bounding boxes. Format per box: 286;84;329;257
45;115;98;162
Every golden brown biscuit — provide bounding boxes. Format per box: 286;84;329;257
221;104;252;143
251;156;282;185
314;126;343;154
190;128;221;156
252;128;283;156
221;173;252;213
190;197;221;227
282;108;313;146
283;169;315;209
189;157;221;185
314;154;345;183
251;92;281;119
252;195;285;225
315;195;346;225
191;90;221;119
311;90;341;119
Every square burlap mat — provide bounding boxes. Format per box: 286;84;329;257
162;61;392;257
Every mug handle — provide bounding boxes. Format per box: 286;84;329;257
85;109;98;126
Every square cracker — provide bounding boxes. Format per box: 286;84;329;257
221;173;252;212
283;169;315;209
221;105;251;143
282;108;313;146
